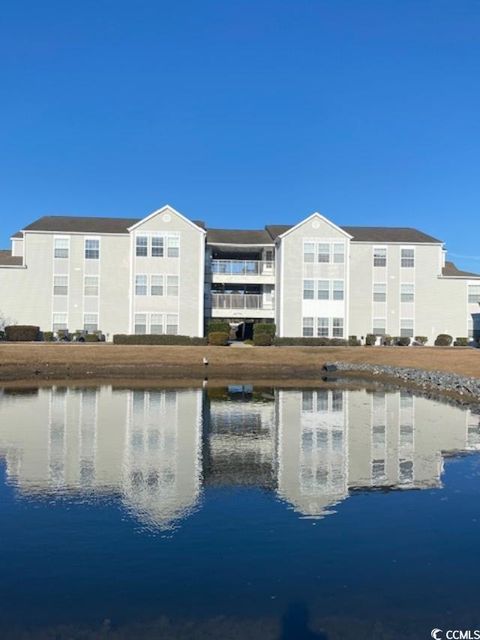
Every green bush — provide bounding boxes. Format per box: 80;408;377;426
365;334;377;346
207;321;230;334
396;336;411;346
348;335;361;346
273;337;347;346
415;336;428;345
42;331;55;342
0;330;5;341
207;331;230;346
57;329;71;341
454;337;469;347
113;334;207;345
5;325;39;341
382;335;393;346
84;333;102;342
434;334;453;347
253;333;273;346
253;323;276;337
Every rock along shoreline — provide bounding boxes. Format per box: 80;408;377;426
324;361;480;404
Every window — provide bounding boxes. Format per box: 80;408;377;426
150;313;163;334
373;247;387;267
399;459;414;484
54;237;69;259
372;425;386;445
401;284;415;303
333;243;345;264
401;248;415;268
167;275;179;297
85;238;100;260
84;275;99;297
372;459;386;482
332;390;343;412
400;319;414;337
167;235;180;258
53;275;68;296
303;242;315;263
468;317;474;340
317;390;328;411
152;235;164;257
317;317;329;337
302;391;313;412
136;235;148;257
84;313;98;332
333;280;344;301
373;318;386;335
332;317;344;337
52;313;68;331
373;283;386;302
317;280;329;300
134;313;147;334
302;317;314;337
135;275;148;296
468;285;480;304
303;279;314;300
150;275;164;296
166;314;178;335
317;243;330;263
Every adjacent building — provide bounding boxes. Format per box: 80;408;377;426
1;204;479;342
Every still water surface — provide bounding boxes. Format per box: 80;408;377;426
1;384;480;639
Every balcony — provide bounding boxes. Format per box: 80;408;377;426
210;259;275;284
210;293;274;318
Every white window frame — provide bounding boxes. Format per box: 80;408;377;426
468;285;480;304
302;317;314;337
373;318;386;335
85;237;100;260
53;236;70;260
135;274;148;296
317;317;329;337
84;275;99;297
401;247;415;268
52;313;68;332
166;275;179;297
135;234;149;257
332;280;344;301
333;243;345;264
400;318;414;337
83;313;99;332
53;274;68;296
150;274;164;296
373;246;387;267
332;317;344;338
317;280;330;300
303;241;315;263
134;313;147;335
400;283;415;303
166;235;180;258
373;283;387;303
317;243;330;263
303;279;315;300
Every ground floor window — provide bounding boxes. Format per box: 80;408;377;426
134;312;179;335
373;318;386;335
52;313;68;332
302;316;345;338
84;313;99;332
332;318;344;338
400;319;414;337
302;317;314;337
134;313;147;334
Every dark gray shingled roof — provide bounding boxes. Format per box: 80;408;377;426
0;250;23;266
11;231;23;238
19;215;441;244
22;215;205;234
207;228;274;244
442;261;480;279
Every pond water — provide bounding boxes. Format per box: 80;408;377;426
1;384;480;639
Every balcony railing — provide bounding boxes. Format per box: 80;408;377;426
211;293;273;310
211;259;274;276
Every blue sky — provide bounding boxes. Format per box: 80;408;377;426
1;1;479;270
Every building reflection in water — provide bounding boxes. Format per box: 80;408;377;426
0;385;479;528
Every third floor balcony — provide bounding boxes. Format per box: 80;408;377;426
209;259;275;283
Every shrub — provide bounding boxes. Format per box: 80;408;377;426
382;335;393;346
42;331;55;342
434;334;453;347
365;334;377;346
84;333;102;342
244;339;254;346
348;335;361;346
5;325;39;341
0;330;6;341
396;336;411;346
454;337;469;347
57;329;71;341
207;331;230;346
330;338;348;346
253;333;273;346
207;321;230;334
113;334;207;345
273;337;347;346
253;323;276;338
415;336;428;345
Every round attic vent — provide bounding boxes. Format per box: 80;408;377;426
312;219;320;229
163;213;172;222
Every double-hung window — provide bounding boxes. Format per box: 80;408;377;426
167;275;179;296
151;275;164;296
317;280;329;300
332;317;344;338
373;318;386;335
150;313;164;334
401;248;415;268
166;314;178;335
54;237;69;259
167;235;180;258
84;313;98;332
84;276;99;296
400;319;414;337
134;313;147;335
135;275;148;296
85;238;100;260
333;280;344;300
401;284;415;303
373;283;386;302
53;275;68;296
317;243;330;263
333;243;345;263
373;247;387;267
302;317;314;337
468;285;480;304
151;235;164;257
136;235;148;257
303;242;315;263
52;313;68;332
317;317;329;337
303;279;314;300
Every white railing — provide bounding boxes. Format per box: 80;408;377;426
211;293;274;310
211;259;274;276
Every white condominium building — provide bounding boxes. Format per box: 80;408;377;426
0;205;479;342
